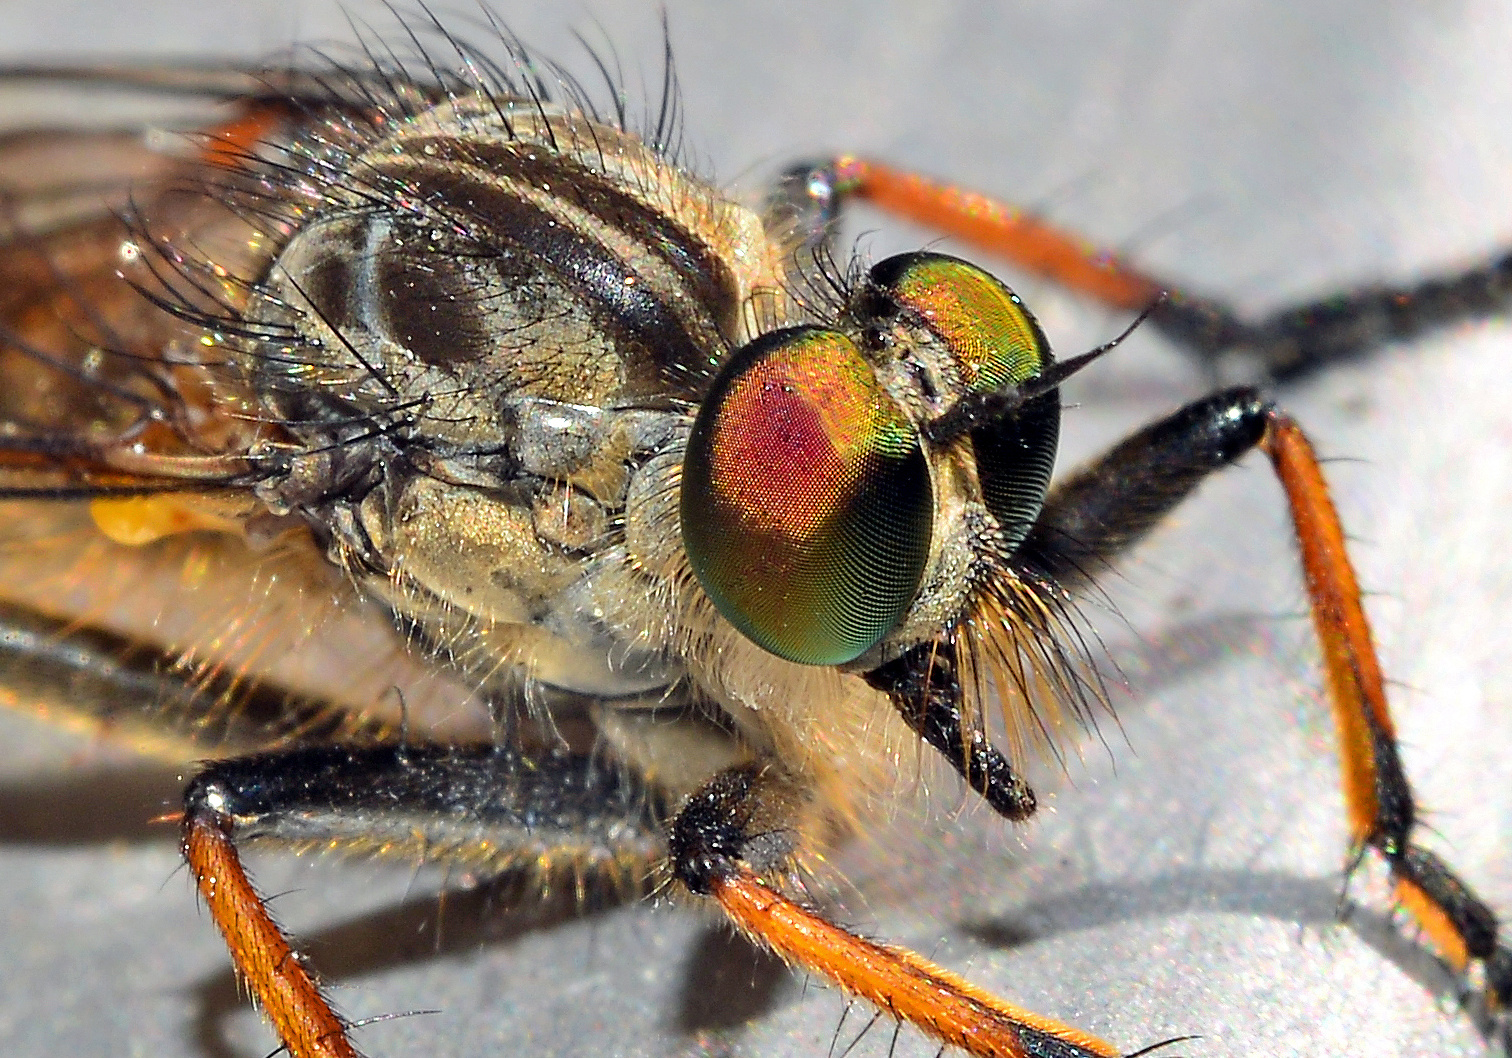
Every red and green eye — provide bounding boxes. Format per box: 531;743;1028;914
870;252;1049;394
680;326;931;666
869;252;1059;553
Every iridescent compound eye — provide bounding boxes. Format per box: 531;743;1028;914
680;326;931;666
869;252;1060;553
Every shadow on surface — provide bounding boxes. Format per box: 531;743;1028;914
0;762;184;843
190;868;654;1058
968;866;1498;1042
676;925;792;1032
191;861;1501;1057
6;607;1493;1053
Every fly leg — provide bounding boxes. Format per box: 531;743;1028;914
766;157;1512;380
0;599;389;755
863;640;1038;822
180;742;668;1058
1018;386;1511;1015
668;763;1122;1058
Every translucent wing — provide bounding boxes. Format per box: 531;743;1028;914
0;62;452;496
0;67;477;755
0;73;276;495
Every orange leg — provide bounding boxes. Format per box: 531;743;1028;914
1011;388;1511;1011
783;156;1512;380
831;156;1164;311
183;813;362;1058
1260;414;1399;855
178;743;667;1058
669;765;1125;1058
714;869;1120;1058
1263;415;1508;994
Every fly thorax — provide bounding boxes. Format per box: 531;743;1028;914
226;101;799;699
239;101;786;439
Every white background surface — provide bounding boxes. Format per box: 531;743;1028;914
0;3;1510;1057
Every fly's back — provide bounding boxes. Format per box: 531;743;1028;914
234;100;792;701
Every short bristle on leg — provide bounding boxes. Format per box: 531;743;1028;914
181;743;668;1058
713;869;1120;1058
1015;388;1510;1018
182;812;362;1058
670;765;1120;1058
1260;416;1512;1010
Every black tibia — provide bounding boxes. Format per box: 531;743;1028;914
1019;387;1270;587
863;642;1036;821
0;599;386;753
1360;702;1512;1006
1362;705;1415;859
184;743;667;879
1393;845;1512;1010
1154;251;1512;381
668;764;802;895
1396;847;1499;961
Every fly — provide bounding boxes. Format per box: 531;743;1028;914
0;11;1509;1058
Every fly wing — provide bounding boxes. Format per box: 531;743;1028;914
0;87;268;494
0;63;414;496
0;68;489;754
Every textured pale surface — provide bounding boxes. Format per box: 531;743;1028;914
0;3;1510;1058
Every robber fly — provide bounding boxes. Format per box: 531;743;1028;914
1;11;1510;1058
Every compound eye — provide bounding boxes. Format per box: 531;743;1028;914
869;252;1059;552
869;251;1050;394
681;327;932;666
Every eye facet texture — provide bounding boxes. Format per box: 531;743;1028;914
681;327;931;665
870;253;1059;553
